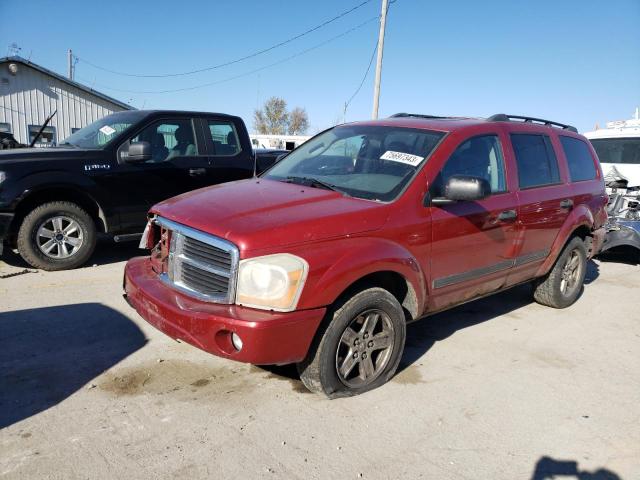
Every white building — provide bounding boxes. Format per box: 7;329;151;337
250;133;311;151
0;56;131;146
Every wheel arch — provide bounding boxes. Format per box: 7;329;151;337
9;187;108;244
536;207;595;277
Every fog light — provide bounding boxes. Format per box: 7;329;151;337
231;332;243;351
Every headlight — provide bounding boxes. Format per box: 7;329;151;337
236;253;308;311
0;172;6;184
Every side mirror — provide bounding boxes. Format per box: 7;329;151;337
432;175;491;205
125;141;151;163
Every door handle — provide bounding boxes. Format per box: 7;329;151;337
497;209;518;222
189;168;207;177
559;199;574;209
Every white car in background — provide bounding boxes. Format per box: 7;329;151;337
584;108;640;259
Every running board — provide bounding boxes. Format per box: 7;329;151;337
113;233;142;243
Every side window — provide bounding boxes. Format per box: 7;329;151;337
207;120;241;156
0;122;11;133
434;135;507;197
559;136;597;182
131;119;197;163
511;134;561;189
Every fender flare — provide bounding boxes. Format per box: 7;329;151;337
536;205;594;276
296;237;427;318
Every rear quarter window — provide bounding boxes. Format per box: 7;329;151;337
559;136;597;182
510;134;561;189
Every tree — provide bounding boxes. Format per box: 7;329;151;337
253;97;310;135
253;97;289;135
288;107;309;135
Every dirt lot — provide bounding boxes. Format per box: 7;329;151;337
1;244;638;480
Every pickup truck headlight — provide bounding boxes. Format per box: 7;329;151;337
236;254;308;312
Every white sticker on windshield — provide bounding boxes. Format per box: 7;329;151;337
99;125;116;136
380;150;424;166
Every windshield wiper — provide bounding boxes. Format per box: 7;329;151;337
59;142;78;148
284;176;345;193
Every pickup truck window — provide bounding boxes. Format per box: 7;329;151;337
132;120;198;163
61;110;148;149
511;134;561;189
264;125;444;202
207;120;241;156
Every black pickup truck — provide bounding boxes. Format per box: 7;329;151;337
0;110;279;270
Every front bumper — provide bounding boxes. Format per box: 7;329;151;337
0;212;14;255
591;226;606;257
123;256;326;365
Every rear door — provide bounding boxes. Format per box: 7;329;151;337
201;116;255;182
506;132;571;285
429;131;520;310
113;116;212;231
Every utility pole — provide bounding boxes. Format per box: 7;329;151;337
371;0;389;119
67;49;74;80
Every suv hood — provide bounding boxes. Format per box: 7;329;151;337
152;178;389;251
0;147;100;164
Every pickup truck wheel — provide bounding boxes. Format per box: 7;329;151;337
17;201;96;271
533;236;587;309
297;287;406;398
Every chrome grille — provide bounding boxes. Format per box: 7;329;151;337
156;216;239;303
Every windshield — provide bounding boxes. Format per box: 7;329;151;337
264;125;444;201
590;137;640;165
61;111;148;149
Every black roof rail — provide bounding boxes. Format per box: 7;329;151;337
488;114;578;133
390;113;452;120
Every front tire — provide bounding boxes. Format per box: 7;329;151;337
533;236;587;309
297;287;406;398
17;201;97;271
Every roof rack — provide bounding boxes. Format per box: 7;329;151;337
488;114;578;133
390;113;453;120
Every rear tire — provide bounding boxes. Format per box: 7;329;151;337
297;287;406;398
17;201;96;271
533;236;587;309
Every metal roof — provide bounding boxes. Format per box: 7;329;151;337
0;56;133;110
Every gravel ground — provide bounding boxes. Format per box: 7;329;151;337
1;244;639;480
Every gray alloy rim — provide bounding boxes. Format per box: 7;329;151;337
335;308;395;388
36;215;84;259
560;249;583;296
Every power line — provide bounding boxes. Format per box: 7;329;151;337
75;17;379;95
345;42;378;113
75;0;374;78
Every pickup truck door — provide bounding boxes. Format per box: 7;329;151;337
112;117;213;232
428;133;520;311
200;117;255;182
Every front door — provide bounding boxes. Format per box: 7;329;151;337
114;117;212;231
429;133;520;311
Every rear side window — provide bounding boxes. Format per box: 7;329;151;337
511;134;561;189
559;136;597;182
207;120;241;156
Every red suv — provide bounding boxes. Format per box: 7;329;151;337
124;113;608;398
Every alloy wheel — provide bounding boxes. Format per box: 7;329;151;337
335;309;395;388
560;249;583;296
36;215;84;259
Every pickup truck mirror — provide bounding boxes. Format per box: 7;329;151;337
125;141;152;163
432;175;491;205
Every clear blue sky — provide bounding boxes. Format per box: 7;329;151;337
1;0;638;133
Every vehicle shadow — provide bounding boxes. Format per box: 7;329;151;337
398;283;534;371
596;247;639;266
1;239;144;270
530;456;621;480
0;303;147;429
